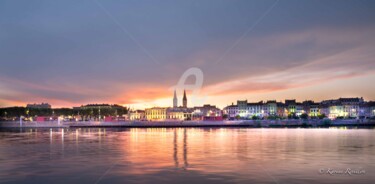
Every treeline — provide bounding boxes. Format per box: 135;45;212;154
231;113;327;120
78;107;129;119
0;107;129;119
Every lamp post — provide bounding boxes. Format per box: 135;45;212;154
20;116;23;127
99;107;101;121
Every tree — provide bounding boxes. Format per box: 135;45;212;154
54;108;74;116
0;107;26;118
300;113;308;120
235;115;241;120
29;108;52;117
288;112;298;119
222;114;228;119
267;115;280;120
318;114;326;119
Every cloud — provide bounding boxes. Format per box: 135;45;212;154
1;1;374;109
194;27;375;97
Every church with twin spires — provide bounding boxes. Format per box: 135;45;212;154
145;90;192;121
173;89;187;108
144;90;221;121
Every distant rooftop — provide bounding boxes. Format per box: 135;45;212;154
26;103;51;109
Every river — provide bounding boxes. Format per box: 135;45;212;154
0;128;374;183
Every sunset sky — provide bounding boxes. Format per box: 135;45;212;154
0;0;375;109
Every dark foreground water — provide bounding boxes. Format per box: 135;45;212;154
0;128;374;184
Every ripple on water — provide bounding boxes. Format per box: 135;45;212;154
0;128;374;184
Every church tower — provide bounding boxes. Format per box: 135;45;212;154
183;90;187;108
173;90;178;108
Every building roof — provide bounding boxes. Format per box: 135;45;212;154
224;104;238;108
131;110;145;113
247;101;263;106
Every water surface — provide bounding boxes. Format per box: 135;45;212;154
0;128;374;184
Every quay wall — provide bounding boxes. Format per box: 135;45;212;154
1;119;374;128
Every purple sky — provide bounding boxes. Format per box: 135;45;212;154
0;0;374;108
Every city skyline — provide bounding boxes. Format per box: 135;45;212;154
1;0;375;109
1;95;374;122
1;94;372;109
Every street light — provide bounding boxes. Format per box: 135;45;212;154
20;116;24;127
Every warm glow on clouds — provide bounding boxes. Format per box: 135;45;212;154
127;28;375;108
0;1;374;108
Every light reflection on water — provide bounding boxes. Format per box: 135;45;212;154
0;128;374;184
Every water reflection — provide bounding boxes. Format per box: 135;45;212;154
0;128;374;184
183;128;189;169
173;129;179;168
172;128;189;169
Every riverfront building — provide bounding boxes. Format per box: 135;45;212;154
192;104;222;121
145;90;191;121
167;108;193;120
223;97;374;120
223;103;239;119
320;98;364;119
225;100;278;119
1;95;374;121
145;90;222;121
129;110;145;120
145;107;168;121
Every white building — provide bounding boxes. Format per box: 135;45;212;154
223;103;238;119
224;100;268;119
145;107;167;121
192;104;222;120
321;97;364;119
129;110;145;120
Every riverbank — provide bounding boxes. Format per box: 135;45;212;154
1;119;374;128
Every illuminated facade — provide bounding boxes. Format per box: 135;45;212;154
167;109;192;120
129;110;145;120
277;103;287;117
145;107;167;121
321;98;364;119
246;102;264;118
223;97;372;120
302;101;320;117
328;105;345;119
225;100;272;119
309;106;320;117
263;101;277;117
192;104;222;120
285;100;304;116
145;90;193;121
238;100;264;118
223;103;238;119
